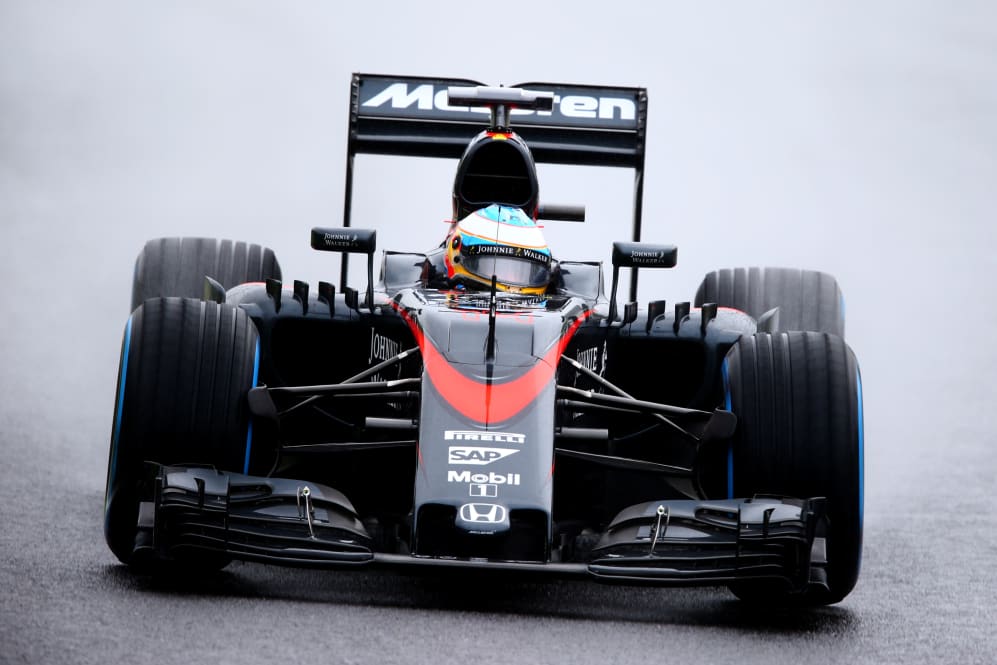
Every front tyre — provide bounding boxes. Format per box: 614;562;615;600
104;298;260;567
724;332;863;605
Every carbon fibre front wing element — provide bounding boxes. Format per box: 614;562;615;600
135;466;375;567
586;497;827;590
137;466;827;592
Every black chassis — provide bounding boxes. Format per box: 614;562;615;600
135;74;829;592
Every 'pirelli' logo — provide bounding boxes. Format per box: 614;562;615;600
444;430;525;445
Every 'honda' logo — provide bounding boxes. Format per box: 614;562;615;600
459;503;507;524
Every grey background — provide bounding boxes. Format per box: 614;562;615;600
1;1;995;663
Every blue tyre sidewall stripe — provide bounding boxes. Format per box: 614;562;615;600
856;367;864;530
106;317;133;512
243;338;261;474
722;357;733;499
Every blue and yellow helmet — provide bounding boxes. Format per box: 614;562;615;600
444;204;552;295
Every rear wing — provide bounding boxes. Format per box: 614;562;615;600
343;73;649;297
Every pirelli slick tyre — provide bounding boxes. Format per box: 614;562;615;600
724;332;863;605
131;237;282;312
104;297;261;568
695;267;845;338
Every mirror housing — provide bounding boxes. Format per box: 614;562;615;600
311;227;377;254
311;227;377;313
611;242;677;269
608;241;677;324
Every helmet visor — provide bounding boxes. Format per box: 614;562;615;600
462;254;550;289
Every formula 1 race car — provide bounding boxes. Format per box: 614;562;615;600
104;74;864;606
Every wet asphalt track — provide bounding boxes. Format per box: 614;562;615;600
3;2;997;664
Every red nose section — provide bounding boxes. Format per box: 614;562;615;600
394;304;591;425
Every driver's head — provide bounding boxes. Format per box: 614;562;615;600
444;204;551;295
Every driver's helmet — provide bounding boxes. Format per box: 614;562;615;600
444;204;552;295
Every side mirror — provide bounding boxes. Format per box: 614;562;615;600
310;227;376;254
310;227;377;313
611;242;677;269
609;241;677;324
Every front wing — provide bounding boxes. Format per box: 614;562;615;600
136;466;829;593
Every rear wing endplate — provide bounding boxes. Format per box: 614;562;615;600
343;73;649;298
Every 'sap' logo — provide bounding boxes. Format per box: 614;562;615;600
448;447;518;465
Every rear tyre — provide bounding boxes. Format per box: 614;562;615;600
696;267;844;337
724;332;863;605
131;237;282;311
104;297;261;568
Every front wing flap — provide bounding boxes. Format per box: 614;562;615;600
137;466;375;567
587;497;827;590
